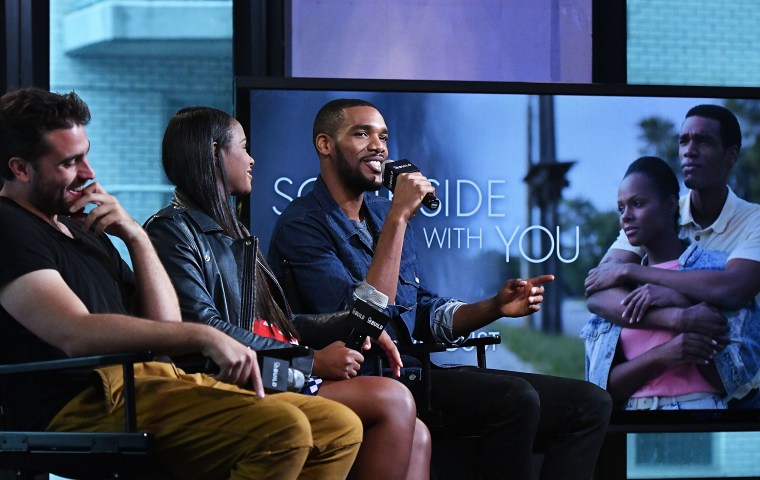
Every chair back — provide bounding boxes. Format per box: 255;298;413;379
280;259;307;313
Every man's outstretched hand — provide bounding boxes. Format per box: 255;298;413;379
496;274;555;317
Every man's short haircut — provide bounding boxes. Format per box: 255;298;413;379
685;104;742;151
0;88;91;181
312;98;379;149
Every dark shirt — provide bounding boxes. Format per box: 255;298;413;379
0;197;134;429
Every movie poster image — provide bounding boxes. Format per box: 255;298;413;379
247;87;756;402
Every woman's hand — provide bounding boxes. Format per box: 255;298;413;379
372;330;403;377
622;284;692;323
313;341;365;380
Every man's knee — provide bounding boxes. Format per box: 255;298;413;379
574;381;613;425
496;377;541;426
305;395;363;451
459;374;541;432
247;399;314;451
324;400;364;446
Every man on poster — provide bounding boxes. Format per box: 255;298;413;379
585;104;760;407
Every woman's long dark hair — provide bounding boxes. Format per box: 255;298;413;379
162;107;298;340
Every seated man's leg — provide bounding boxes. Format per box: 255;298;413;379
182;368;363;480
425;367;611;480
47;362;361;480
425;366;542;480
267;390;365;480
174;366;363;480
502;369;612;480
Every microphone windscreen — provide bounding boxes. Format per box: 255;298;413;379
380;159;393;189
380;159;440;211
381;159;420;192
288;368;306;392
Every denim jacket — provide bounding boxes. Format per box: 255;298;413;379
581;243;760;402
269;176;457;351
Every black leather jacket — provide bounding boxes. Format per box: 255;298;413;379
144;193;354;376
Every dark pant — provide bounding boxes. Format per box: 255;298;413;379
415;366;612;480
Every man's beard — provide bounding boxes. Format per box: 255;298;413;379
334;147;382;195
29;177;71;217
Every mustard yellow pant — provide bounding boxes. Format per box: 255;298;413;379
47;362;362;480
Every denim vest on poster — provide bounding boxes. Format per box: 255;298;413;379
581;243;760;403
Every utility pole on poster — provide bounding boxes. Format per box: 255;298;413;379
524;95;574;334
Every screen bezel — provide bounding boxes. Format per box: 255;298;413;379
235;76;760;431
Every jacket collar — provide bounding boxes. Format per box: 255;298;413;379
677;241;702;268
171;190;226;234
311;176;387;251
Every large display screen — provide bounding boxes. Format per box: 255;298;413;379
237;77;760;427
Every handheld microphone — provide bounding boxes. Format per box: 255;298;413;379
287;365;306;391
344;297;391;351
380;159;440;211
259;356;306;392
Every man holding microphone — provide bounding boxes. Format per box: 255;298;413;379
270;98;611;480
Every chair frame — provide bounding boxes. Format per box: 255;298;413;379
0;352;155;479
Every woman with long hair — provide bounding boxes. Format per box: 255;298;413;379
145;107;430;479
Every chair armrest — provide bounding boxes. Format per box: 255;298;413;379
0;352;153;376
0;352;152;433
256;345;311;361
460;335;501;348
460;335;501;368
0;352;157;476
397;342;448;356
396;335;501;357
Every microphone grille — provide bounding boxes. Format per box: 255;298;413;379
380;159;393;175
288;368;306;392
380;159;397;189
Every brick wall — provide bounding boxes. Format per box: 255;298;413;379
628;0;760;86
50;0;233;226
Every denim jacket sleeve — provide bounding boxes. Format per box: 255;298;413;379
713;302;760;400
580;314;621;390
581;244;760;401
144;209;313;375
269;185;451;345
681;246;760;400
